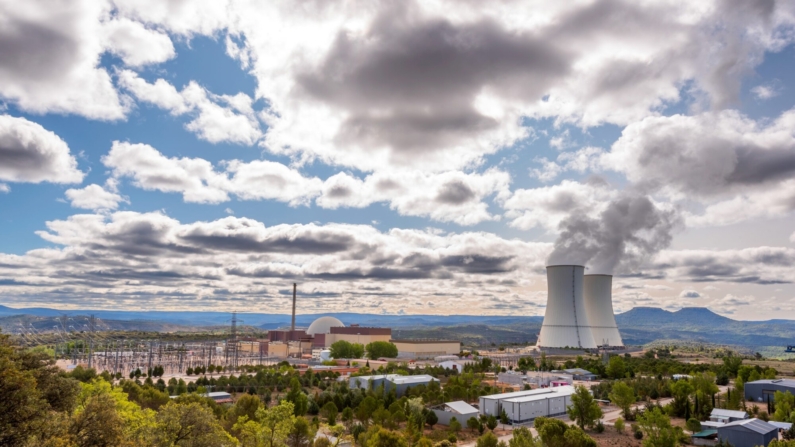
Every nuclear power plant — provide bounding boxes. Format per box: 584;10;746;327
537;265;623;349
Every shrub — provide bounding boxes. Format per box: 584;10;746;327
615;418;625;434
595;421;605;433
686;418;702;433
634;430;643;440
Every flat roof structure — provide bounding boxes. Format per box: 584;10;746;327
711;408;748;420
503;386;575;403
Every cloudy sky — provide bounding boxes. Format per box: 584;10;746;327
1;0;795;319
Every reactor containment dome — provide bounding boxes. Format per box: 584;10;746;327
537;265;598;349
583;274;623;348
306;316;345;335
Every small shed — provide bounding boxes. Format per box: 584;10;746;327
717;418;778;447
691;429;718;446
431;401;479;426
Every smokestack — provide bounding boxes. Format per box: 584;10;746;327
291;283;297;331
537;265;597;349
583;275;623;347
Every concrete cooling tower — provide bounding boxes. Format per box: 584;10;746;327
537;265;597;349
583;274;624;348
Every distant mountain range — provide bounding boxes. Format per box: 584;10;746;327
1;304;793;357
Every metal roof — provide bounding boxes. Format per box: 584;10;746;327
711;408;748;419
207;392;232;398
503;386;576;403
387;374;437;385
562;368;595;375
769;422;792;430
482;387;558;400
747;379;795;387
444;401;479;415
691;430;718;438
719;418;777;435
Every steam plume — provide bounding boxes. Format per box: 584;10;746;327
547;195;680;274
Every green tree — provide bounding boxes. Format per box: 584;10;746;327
365;342;398;359
637;407;678;447
535;417;595;447
152;400;235;447
670;380;693;418
228;394;262;430
425;410;438;428
368;427;407;447
686;418;702;433
235;400;296;447
607;356;626;379
322;402;339;426
286;378;309;416
288;417;315;447
449;417;462;434
774;391;795;423
356;396;379;428
609;382;636;419
476;432;499;447
486;415;498;431
508;426;541;447
567;385;603;430
70;393;125;447
330;341;365;359
467;417;481;433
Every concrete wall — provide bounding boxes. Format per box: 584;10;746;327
325;333;391;347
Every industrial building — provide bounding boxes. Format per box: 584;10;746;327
744;379;795;402
349;374;438;396
710;408;748;424
553;368;598;381
538;265;597;349
391;340;461;359
537;266;624;349
498;371;573;388
479;386;575;423
583;275;623;347
717;419;778;447
430;401;480;426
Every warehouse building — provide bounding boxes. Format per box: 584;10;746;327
710;408;748;424
717;419;778;447
349;374;438;396
391;340;461;359
744;379;795;402
479;386;575;423
498;371;573;388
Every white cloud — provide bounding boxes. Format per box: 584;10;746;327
104;141;509;224
531;146;605;182
102;141;231;203
603;109;795;226
102;17;175;67
0;115;84;184
0;183;8;193
503;179;615;231
65;184;125;210
790;230;795;243
751;82;782;100
118;71;262;145
0;210;552;312
317;169;511;225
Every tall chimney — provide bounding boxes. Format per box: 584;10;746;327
291;283;297;331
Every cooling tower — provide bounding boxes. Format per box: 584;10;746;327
537;265;597;349
583;274;623;347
